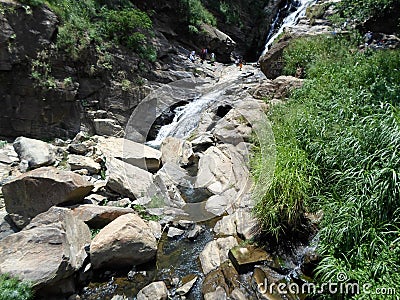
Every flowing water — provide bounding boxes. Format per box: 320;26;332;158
261;0;317;56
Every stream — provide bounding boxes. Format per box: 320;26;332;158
80;1;318;299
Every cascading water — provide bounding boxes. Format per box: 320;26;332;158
261;0;317;56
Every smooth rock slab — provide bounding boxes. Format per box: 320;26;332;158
2;167;94;228
98;136;161;172
136;281;168;300
228;245;271;273
90;213;157;269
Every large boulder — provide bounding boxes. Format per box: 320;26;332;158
136;281;168;300
2;167;94;227
199;236;238;274
106;158;154;199
71;204;135;228
0;207;91;292
160;137;194;166
13;136;55;170
98;136;162;172
67;154;101;174
90;213;157;269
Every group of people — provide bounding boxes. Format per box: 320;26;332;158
189;48;216;65
189;48;245;71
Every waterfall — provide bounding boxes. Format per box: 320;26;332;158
146;88;225;148
261;0;317;56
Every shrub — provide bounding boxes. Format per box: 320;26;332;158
0;274;33;300
180;0;216;31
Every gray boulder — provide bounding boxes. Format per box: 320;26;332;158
136;281;168;300
2;167;94;227
0;207;91;291
13;136;55;170
90;213;157;269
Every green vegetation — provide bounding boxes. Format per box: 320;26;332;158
337;0;400;22
19;0;156;61
253;33;400;297
133;204;161;222
90;228;101;239
179;0;216;33
0;274;33;300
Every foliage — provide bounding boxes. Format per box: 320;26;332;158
0;274;33;300
253;33;400;295
0;141;7;149
90;228;101;239
336;0;400;22
179;0;217;32
19;0;156;61
133;204;161;222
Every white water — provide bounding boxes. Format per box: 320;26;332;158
261;0;317;56
146;89;225;148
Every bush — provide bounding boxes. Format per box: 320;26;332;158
0;274;33;300
180;0;216;31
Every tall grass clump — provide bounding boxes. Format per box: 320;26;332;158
253;32;400;296
0;274;33;300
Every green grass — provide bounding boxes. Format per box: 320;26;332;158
0;274;33;300
252;32;400;297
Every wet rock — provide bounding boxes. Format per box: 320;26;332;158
0;207;90;292
160;137;194;166
301;247;320;277
187;224;205;240
148;220;162;239
176;276;197;296
93;119;124;137
68;154;101;174
204;286;227;300
106;158;154;200
199;236;238;274
13;136;55;170
176;219;194;230
98;136;162;172
71;204;135;228
231;289;247;300
90;213;157;269
167;226;185;238
2;167;94;228
136;281;168;300
229;245;271;273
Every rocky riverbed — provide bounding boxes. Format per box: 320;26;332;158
0;58;318;299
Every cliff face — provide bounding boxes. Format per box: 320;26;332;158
0;2;81;139
0;0;283;140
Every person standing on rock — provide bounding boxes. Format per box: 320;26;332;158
210;53;216;66
239;57;243;71
189;50;196;63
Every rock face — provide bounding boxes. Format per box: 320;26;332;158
13;136;55;169
0;2;81;139
2;167;94;227
0;207;91;292
136;281;168;300
90;213;157;269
